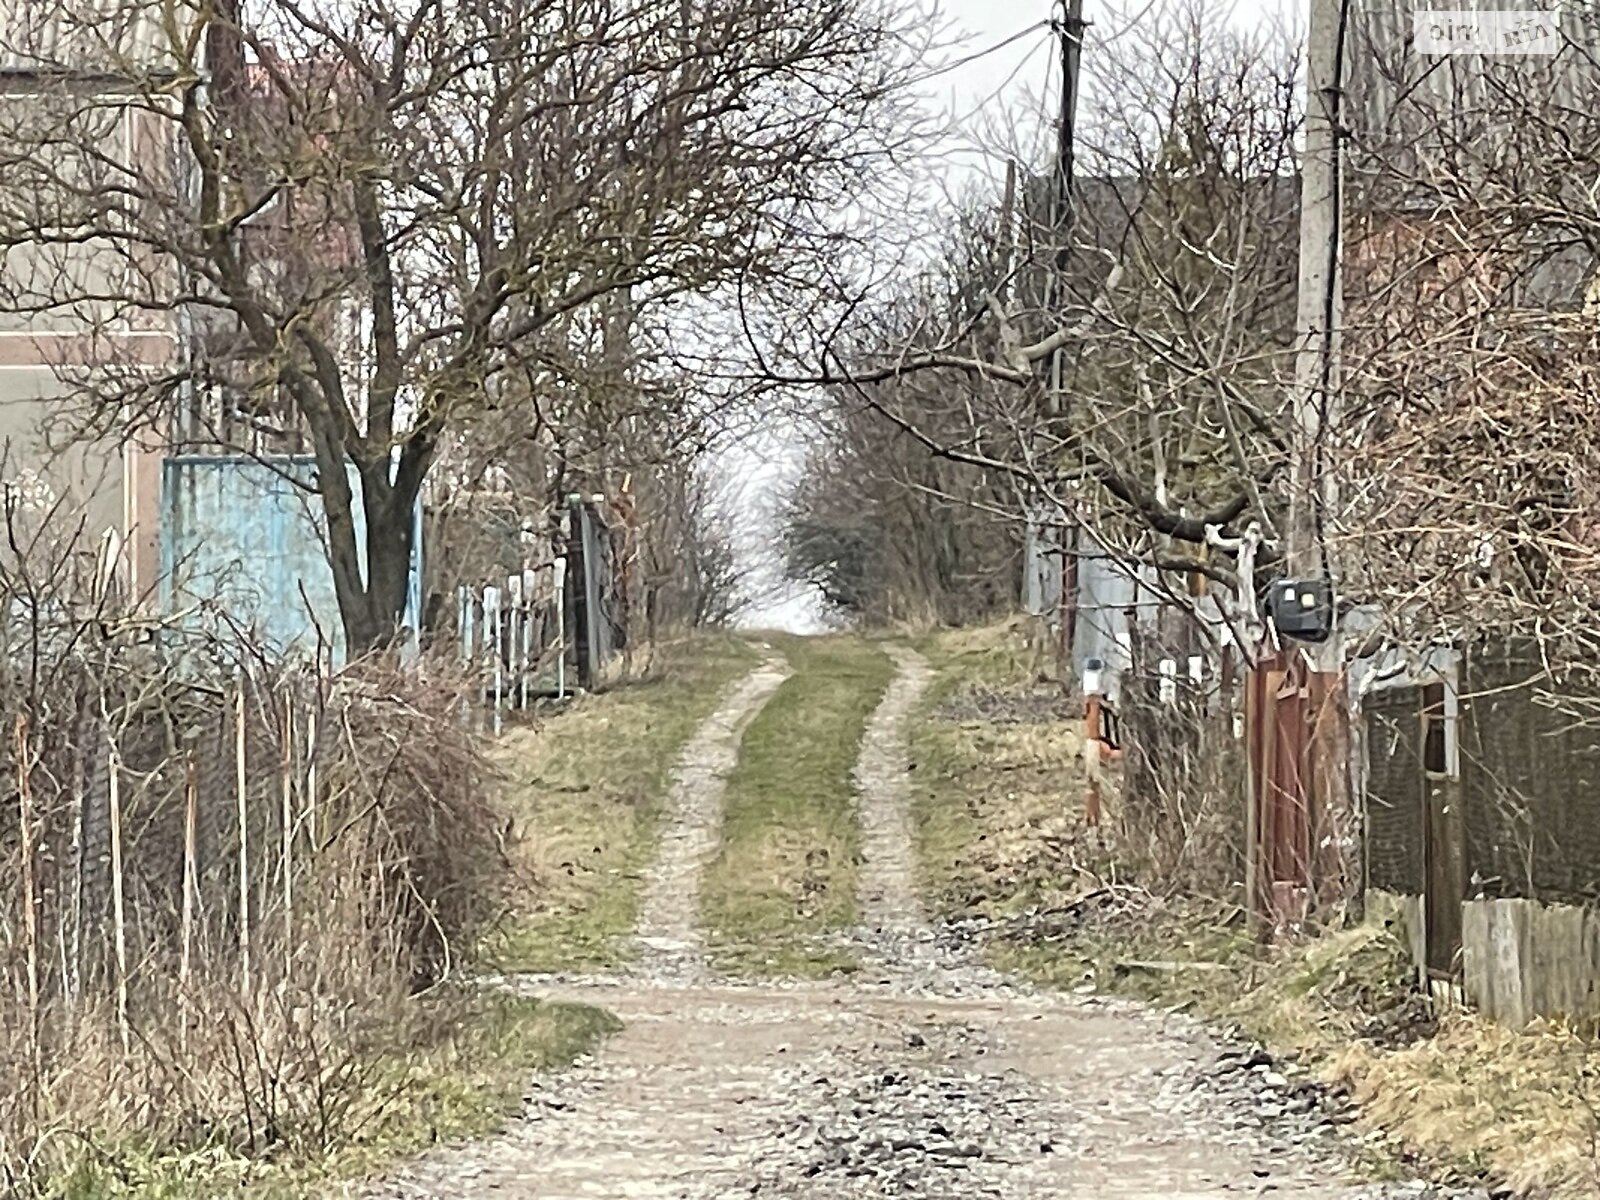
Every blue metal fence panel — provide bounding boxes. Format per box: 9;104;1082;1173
162;454;424;666
162;455;350;662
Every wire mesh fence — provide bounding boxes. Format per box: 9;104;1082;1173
0;509;508;1184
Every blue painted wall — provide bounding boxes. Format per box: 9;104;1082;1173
161;454;421;665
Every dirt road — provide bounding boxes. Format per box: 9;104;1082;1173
367;648;1477;1200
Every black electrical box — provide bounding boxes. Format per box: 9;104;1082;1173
1269;577;1334;643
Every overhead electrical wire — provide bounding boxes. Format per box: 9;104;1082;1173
890;19;1055;95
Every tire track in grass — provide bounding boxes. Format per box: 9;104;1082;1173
486;634;764;974
702;634;894;978
854;644;934;939
635;652;791;978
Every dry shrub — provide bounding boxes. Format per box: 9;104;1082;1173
0;655;511;1192
317;661;511;985
1117;625;1247;898
0;490;516;1191
1329;1013;1600;1197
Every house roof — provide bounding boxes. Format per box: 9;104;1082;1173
1346;0;1600;192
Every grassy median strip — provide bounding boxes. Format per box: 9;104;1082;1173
703;633;894;978
486;632;761;973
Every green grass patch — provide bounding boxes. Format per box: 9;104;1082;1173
703;633;894;977
45;992;619;1199
906;621;1096;932
484;632;761;972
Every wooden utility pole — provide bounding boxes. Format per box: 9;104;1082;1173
1050;0;1086;673
1050;0;1085;286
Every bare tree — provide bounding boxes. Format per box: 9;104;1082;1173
1335;6;1600;674
0;0;935;652
779;192;1029;625
777;2;1303;643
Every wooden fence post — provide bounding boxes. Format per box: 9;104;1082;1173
181;747;198;1049
15;716;39;1092
236;686;252;1000
553;557;567;699
108;743;129;1054
304;702;318;851
485;584;502;734
281;699;295;981
519;570;533;710
458;586;476;728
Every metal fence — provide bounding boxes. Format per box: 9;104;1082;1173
163;454;424;667
1116;617;1247;895
453;496;629;727
458;562;565;727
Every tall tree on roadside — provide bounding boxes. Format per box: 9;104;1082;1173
0;0;933;651
778;2;1302;639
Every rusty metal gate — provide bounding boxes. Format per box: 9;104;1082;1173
1245;653;1351;931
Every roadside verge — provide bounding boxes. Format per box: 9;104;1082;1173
907;619;1600;1199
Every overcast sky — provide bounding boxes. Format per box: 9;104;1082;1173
934;0;1299;144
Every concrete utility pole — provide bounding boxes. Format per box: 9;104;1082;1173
1049;0;1086;671
1272;0;1353;927
1286;0;1348;597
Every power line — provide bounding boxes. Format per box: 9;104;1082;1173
892;19;1054;93
945;35;1057;132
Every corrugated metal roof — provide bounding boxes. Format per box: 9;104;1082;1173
1348;0;1600;176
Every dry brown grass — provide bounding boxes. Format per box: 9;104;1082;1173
1330;1014;1600;1196
22;983;617;1198
0;655;597;1196
910;621;1097;924
908;620;1600;1195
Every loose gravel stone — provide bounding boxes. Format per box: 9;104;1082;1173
363;647;1498;1200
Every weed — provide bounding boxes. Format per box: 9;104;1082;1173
40;992;617;1199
